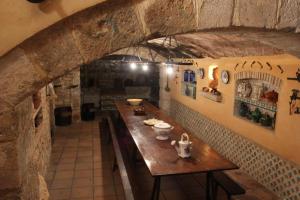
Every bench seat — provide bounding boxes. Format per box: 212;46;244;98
224;169;280;200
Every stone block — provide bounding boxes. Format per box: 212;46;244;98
70;1;144;63
0;48;47;109
144;0;197;36
0;170;20;190
0;141;18;170
21;21;83;81
0;111;17;140
197;0;234;29
276;0;299;30
38;174;49;200
233;0;277;29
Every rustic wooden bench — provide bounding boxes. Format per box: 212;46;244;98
212;169;279;200
103;116;135;200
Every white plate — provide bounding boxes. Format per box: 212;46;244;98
154;122;171;129
143;118;163;126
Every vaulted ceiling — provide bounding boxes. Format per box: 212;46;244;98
112;29;300;61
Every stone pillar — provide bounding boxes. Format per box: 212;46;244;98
71;70;81;122
159;65;171;115
54;69;81;123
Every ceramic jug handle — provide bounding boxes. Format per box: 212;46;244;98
181;133;189;142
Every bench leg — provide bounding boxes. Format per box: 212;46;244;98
151;177;161;200
212;181;218;200
226;192;232;200
206;172;213;200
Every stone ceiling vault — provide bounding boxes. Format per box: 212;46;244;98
0;0;299;115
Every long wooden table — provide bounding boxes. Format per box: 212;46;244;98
115;101;238;200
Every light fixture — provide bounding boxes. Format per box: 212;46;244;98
130;62;137;70
166;65;173;75
142;64;149;71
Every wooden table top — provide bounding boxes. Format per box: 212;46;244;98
115;101;238;177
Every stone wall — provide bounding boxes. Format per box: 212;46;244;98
0;0;300;116
0;87;52;199
53;69;81;122
170;99;300;200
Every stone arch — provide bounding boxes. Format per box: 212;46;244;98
0;1;299;199
0;0;299;115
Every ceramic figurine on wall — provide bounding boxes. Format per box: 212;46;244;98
289;89;300;115
237;81;252;98
252;83;263;101
239;102;249;117
262;90;278;104
259;113;272;127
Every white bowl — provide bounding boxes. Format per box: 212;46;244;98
152;123;174;140
127;98;143;106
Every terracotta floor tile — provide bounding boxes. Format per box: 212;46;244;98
77;156;93;163
54;170;74;180
72;178;93;187
75;163;93;170
94;185;116;197
94;176;114;186
59;157;76;164
93;196;117;200
56;163;75;171
78;151;93;157
94;161;111;170
71;187;93;199
49;189;71;200
163;190;188;200
51;178;73;189
74;170;93;178
94;168;112;177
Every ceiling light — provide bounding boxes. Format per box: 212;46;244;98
142;64;149;71
130;62;137;70
166;65;173;75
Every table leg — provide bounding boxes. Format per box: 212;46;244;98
206;172;213;200
112;156;118;172
151;177;161;200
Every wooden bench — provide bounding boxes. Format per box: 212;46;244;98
103;116;135;200
212;169;280;200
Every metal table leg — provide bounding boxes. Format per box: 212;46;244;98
151;176;161;200
206;172;213;200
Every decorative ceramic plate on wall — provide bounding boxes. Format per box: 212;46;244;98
221;70;230;84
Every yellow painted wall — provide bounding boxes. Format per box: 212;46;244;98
0;0;105;56
171;54;300;165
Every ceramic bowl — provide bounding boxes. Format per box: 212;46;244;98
127;98;143;106
152;122;174;140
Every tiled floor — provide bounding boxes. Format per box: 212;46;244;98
46;120;227;200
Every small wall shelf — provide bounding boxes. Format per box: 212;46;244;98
199;91;222;102
233;74;280;130
235;96;277;112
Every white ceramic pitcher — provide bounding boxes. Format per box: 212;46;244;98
171;133;192;158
